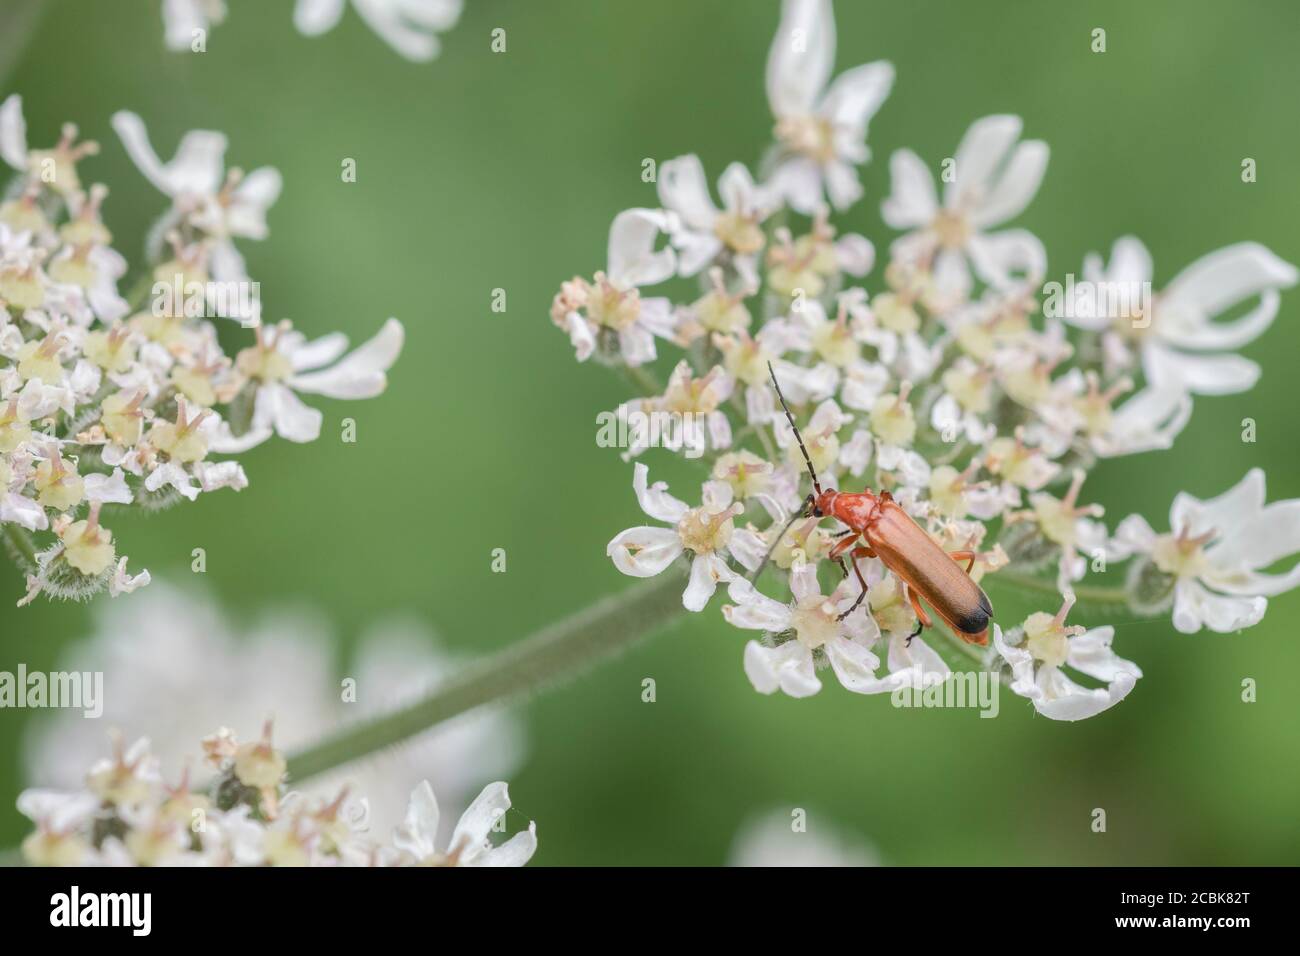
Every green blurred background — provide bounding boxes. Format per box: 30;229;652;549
1;0;1297;864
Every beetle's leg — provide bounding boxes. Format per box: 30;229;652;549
903;583;931;645
828;532;860;562
832;530;852;574
836;549;872;621
948;549;977;573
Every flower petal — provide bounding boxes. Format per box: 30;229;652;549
743;639;821;697
683;553;734;612
1171;578;1266;634
393;780;440;860
1161;242;1298;329
112;111;227;198
289;319;404;399
1142;341;1259;396
657;154;718;232
1064;626;1142;684
254;382;322;443
0;94;27;171
820;61;894;135
474;823;537;867
946;114;1021;210
970;139;1049;228
607;208;675;288
1033;665;1138;721
881;149;938;230
826;635;896;694
631;462;689;523
723;578;794;632
450;781;511;860
293;0;347;35
607;526;683;578
766;0;835;118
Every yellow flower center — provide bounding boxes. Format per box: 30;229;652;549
933;208;971;249
775;115;837;164
586;276;642;331
713;210;765;255
870;392;916;446
676;505;737;555
791;598;840;650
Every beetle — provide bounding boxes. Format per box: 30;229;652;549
765;362;993;646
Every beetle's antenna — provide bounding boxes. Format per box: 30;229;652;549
767;361;822;496
748;494;814;584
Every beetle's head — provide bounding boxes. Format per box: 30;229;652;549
809;490;836;519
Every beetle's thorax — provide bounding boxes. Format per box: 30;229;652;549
816;488;881;530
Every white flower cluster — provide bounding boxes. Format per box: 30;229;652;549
24;581;526;840
163;0;464;62
552;0;1300;720
18;725;536;867
0;94;403;607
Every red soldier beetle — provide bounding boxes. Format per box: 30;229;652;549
762;363;993;646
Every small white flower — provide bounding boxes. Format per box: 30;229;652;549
658;154;773;282
1026;469;1109;593
112;111;281;321
883;114;1048;298
0;95;100;192
994;599;1141;721
394;779;536;866
112;112;281;243
765;0;894;213
108;557;151;597
1113;468;1300;634
1040;369;1192;459
551;209;678;366
606;463;743;611
1068;237;1298;396
296;0;463;62
231;318;405;444
616;361;734;460
725;561;881;698
83;467;133;505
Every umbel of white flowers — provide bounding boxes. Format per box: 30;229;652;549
550;0;1300;721
0;94;404;606
17;725;536;866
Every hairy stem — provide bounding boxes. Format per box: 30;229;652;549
285;569;688;784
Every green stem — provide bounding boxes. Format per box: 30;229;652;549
124;272;156;313
285;569;688;784
991;571;1129;607
619;363;663;397
1;523;38;574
